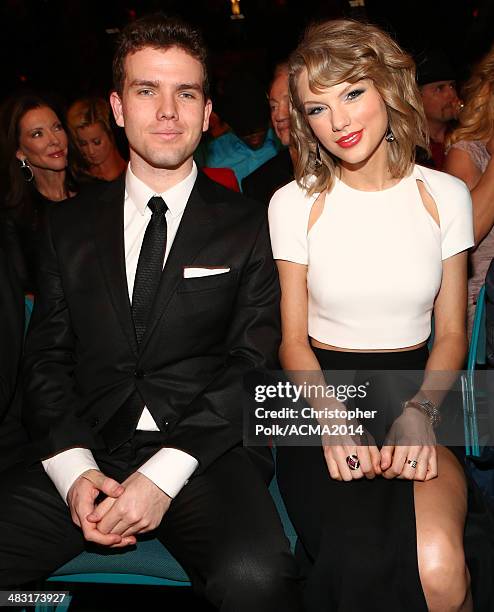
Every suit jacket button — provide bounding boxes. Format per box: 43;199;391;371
134;369;145;379
91;417;99;427
162;419;169;432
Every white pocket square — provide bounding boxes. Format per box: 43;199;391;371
183;267;231;278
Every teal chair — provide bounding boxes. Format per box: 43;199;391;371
464;285;487;457
35;475;297;611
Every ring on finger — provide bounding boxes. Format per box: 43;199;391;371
407;459;418;469
346;454;360;470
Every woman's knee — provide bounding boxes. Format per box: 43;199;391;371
418;532;470;610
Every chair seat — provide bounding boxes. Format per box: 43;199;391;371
47;475;298;588
49;538;189;586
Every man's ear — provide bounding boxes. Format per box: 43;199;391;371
202;99;212;133
110;91;125;128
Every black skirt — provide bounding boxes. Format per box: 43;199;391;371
276;346;494;612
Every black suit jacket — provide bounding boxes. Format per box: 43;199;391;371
23;171;281;474
242;148;294;206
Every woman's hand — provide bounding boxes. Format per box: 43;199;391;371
323;427;382;481
380;406;437;481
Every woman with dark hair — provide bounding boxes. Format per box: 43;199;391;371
269;19;493;612
0;94;79;292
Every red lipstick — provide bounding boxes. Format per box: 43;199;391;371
336;130;363;148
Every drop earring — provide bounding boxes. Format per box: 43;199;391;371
385;127;395;142
314;142;323;166
19;158;34;182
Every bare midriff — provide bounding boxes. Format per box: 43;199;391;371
310;338;427;353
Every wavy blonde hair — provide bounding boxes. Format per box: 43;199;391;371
447;45;494;147
289;19;429;196
67;97;114;141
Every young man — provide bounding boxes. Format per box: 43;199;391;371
0;14;301;611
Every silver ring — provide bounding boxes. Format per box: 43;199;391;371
407;459;418;469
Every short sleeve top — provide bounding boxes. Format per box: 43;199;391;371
268;164;474;350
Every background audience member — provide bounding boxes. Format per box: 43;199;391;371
444;44;494;335
205;71;280;184
0;94;79;292
67;97;127;182
416;49;462;169
242;62;296;203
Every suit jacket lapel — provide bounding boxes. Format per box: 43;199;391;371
138;174;216;354
92;177;139;355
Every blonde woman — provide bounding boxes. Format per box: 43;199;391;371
269;19;493;612
444;46;494;334
67;97;127;181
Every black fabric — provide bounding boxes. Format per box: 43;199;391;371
277;347;494;612
0;239;28;472
131;196;168;345
242;148;294;206
0;444;302;611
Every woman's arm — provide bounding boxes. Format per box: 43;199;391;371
445;144;494;245
425;251;468;372
277;260;321;372
276;259;381;481
382;252;468;481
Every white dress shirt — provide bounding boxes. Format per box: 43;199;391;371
42;162;200;503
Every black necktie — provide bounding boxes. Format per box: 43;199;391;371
132;196;168;345
102;196;168;452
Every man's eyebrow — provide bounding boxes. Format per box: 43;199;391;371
129;79;160;88
176;82;202;92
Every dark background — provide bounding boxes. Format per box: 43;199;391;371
1;0;494;107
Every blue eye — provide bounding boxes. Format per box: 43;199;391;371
346;89;364;101
179;92;196;100
306;106;324;116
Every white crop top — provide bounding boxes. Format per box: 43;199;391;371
268;164;474;350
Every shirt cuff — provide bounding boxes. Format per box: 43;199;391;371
137;448;198;499
42;448;100;504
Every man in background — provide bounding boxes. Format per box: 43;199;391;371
205;71;280;185
242;62;296;204
417;49;462;169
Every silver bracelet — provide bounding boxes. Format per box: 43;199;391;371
403;399;441;428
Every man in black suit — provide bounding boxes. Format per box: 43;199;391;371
242;63;295;204
0;14;301;610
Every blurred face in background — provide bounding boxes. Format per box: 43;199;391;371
420;80;460;123
77;122;114;167
16;106;68;173
269;68;290;146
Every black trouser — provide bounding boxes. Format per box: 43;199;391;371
0;436;302;611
